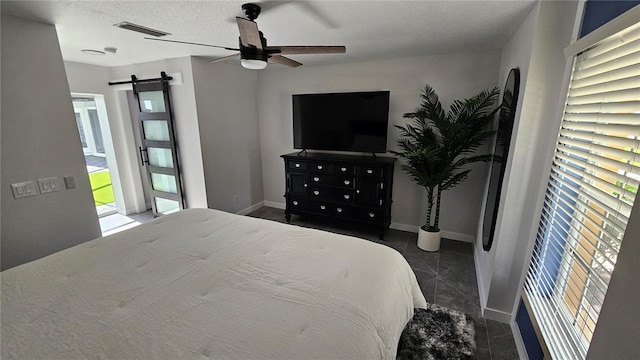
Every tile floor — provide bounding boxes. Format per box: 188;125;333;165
247;206;520;360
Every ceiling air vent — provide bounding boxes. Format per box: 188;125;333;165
114;22;170;37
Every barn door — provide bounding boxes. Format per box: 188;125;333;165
132;73;185;216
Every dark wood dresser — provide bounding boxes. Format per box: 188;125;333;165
281;152;396;239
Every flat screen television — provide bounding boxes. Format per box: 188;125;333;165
292;91;390;153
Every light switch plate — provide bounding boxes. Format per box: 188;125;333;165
11;181;37;199
64;176;76;189
38;177;60;194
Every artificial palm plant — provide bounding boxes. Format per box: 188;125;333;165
392;84;499;249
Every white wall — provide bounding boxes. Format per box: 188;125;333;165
474;1;579;321
1;16;102;270
257;52;501;239
190;58;264;214
109;58;208;210
474;1;539;319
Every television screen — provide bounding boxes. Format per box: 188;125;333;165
292;91;390;153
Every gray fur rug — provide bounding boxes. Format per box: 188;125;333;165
397;304;476;360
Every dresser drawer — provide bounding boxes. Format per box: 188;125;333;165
287;159;307;171
331;189;355;203
309;174;355;189
332;204;353;217
307;201;353;217
309;162;332;173
358;209;383;222
308;201;332;214
288;198;308;210
357;166;383;177
335;164;355;175
309;187;355;203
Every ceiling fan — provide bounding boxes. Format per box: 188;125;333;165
145;3;346;70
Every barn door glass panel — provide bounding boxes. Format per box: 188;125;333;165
147;147;174;168
151;173;177;194
138;91;166;113
155;197;180;215
142;120;170;141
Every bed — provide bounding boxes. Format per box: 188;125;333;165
1;208;426;359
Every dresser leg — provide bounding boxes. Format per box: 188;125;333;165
379;229;385;241
285;212;291;223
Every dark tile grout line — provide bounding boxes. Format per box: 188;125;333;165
433;240;440;306
486;324;494;360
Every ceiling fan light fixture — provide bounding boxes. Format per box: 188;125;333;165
240;46;268;70
241;58;268;70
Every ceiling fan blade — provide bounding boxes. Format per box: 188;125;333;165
208;53;240;64
144;37;238;51
266;46;346;55
236;17;263;49
269;55;302;67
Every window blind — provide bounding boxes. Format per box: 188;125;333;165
523;21;639;360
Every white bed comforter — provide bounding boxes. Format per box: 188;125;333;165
2;208;426;359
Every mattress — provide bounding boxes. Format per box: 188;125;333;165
1;208;426;359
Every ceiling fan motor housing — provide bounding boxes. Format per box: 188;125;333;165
241;46;268;62
242;3;261;21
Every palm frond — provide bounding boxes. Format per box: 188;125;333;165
395;83;500;229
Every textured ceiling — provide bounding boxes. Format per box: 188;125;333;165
1;0;537;68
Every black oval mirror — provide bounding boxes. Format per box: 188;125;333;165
482;68;520;251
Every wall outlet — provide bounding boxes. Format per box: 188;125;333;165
38;177;60;194
11;181;37;199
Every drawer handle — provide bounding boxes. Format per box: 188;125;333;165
313;190;320;196
293;201;298;206
304;184;308;188
317;165;323;170
367;169;373;174
313;177;320;182
344;180;351;185
369;212;375;218
341;167;347;172
344;194;350;200
337;208;343;213
356;190;360;194
295;163;301;168
320;205;326;210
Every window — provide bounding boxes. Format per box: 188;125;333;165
522;21;639;359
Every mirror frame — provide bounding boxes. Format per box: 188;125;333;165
482;68;520;251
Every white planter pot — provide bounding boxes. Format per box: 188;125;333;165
417;228;441;252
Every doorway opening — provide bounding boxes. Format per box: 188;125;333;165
72;95;116;217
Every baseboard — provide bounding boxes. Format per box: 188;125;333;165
483;307;512;323
389;222;418;233
264;201;285;209
512;321;530;360
236;201;265;216
390;222;474;243
441;231;474;243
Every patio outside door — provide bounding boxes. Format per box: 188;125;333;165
132;76;185;216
